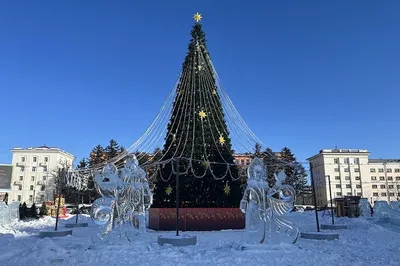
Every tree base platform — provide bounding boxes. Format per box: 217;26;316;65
39;230;72;238
157;234;197;246
64;222;88;228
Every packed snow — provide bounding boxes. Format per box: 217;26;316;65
1;212;400;266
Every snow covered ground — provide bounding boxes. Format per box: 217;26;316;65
1;212;400;266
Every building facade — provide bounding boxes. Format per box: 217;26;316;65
308;149;400;206
9;146;75;204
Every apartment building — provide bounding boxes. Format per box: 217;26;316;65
307;149;400;206
9;146;75;204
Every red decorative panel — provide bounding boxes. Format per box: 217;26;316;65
149;208;245;231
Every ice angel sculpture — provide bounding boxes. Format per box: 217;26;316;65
90;155;153;237
240;158;299;245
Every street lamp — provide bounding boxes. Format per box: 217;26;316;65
326;175;335;225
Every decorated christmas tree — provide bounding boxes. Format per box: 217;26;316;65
153;13;242;208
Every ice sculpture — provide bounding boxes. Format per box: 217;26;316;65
240;158;299;245
90;154;153;237
0;201;20;225
359;198;372;218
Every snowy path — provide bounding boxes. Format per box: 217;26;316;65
1;213;400;266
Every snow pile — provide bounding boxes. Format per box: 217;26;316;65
0;212;400;265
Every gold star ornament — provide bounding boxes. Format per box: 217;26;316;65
219;135;225;145
165;186;172;195
199;110;207;119
223;182;231;195
193;12;202;23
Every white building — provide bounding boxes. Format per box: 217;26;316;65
9;146;75;204
307;149;400;206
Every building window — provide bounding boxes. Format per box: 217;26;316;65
334;158;339;164
370;168;376;173
41;185;45;191
336;192;342;196
335;176;340;180
43;166;47;172
346;184;351;188
395;169;400;173
397;185;400;189
354;168;360;172
18;195;21;201
18;185;22;190
357;192;362;196
344;158;349;164
246;159;250;165
30;185;34;190
32;167;36;172
379;176;385;181
389;185;394;189
31;176;34;181
19;176;23;181
381;192;387;197
240;159;244;165
334;168;339;172
354;158;359;164
388;176;393;181
347;192;352;196
345;176;350;180
21;156;26;162
40;195;45;201
29;195;33;202
43;176;46;181
396;176;400;181
372;185;377;189
378;168;384;173
380;185;386;189
356;185;361;188
33;157;37;162
373;192;379;196
344;168;349;172
21;166;24;172
389;193;395;197
387;169;392;173
44;157;49;163
355;176;360;180
336;184;341;188
371;176;377;181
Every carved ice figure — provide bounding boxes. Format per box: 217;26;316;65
267;171;299;244
90;154;153;237
240;158;270;244
240;158;299;245
0;201;20;225
359;198;372;218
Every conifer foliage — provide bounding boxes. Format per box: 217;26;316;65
153;21;241;208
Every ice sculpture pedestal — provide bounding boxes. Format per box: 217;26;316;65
300;232;339;241
157;235;197;246
39;230;72;238
320;224;348;230
65;222;88;228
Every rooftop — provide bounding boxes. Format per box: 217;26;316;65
10;146;75;159
369;159;400;164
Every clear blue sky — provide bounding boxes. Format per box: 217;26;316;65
0;0;399;165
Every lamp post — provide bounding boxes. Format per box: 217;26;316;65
310;163;320;232
327;175;335;225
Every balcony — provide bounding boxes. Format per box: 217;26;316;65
16;162;26;167
37;181;45;185
14;181;22;185
39;162;48;167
